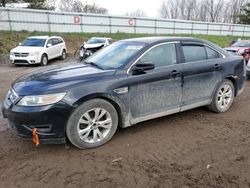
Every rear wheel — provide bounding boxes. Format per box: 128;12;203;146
66;99;118;149
208;79;234;113
40;54;48;66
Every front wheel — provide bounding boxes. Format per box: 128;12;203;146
40;54;48;66
66;99;118;149
208;79;235;113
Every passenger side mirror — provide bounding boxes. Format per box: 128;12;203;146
132;62;155;75
19;43;22;46
47;43;52;48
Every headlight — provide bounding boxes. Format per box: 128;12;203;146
10;52;14;55
29;51;39;56
17;93;66;106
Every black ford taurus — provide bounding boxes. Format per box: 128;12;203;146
2;37;246;149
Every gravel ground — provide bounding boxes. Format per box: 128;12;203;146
0;57;249;188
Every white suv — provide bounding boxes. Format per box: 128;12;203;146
10;36;67;66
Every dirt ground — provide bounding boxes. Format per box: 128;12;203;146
0;57;250;188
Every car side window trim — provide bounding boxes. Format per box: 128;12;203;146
127;41;180;74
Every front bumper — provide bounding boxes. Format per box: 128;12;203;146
10;54;41;65
1;98;73;144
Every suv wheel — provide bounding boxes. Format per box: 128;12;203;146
66;99;118;149
208;79;235;113
40;54;48;66
60;50;66;60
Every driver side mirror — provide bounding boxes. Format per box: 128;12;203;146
19;42;22;46
132;62;155;75
46;43;52;48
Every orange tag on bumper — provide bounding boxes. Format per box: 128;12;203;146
32;128;40;146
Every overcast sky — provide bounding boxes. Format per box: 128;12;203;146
79;0;161;17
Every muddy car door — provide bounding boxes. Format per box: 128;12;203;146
127;42;184;124
180;43;224;111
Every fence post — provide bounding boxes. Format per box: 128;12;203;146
7;9;12;31
47;11;51;32
243;25;246;37
155;19;157;35
207;23;209;35
80;14;83;33
219;24;222;35
173;20;175;34
191;21;194;34
134;18;137;34
109;16;111;33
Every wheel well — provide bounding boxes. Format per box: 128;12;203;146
225;76;237;96
42;53;48;58
73;95;124;127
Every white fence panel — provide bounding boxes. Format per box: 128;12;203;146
1;8;250;36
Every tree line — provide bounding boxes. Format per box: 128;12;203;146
159;0;250;24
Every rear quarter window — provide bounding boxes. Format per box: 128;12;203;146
205;46;222;59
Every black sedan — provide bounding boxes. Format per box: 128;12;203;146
2;37;246;149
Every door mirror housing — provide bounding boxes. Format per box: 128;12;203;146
19;42;22;46
132;62;155;74
46;43;52;48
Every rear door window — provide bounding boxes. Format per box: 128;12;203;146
182;45;207;62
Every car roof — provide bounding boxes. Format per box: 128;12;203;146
235;40;250;43
28;36;63;39
28;36;49;39
121;37;204;44
91;37;112;40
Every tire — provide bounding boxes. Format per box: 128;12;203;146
60;49;67;60
208;79;235;113
40;54;48;66
66;99;118;149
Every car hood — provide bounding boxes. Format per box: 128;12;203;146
224;46;248;52
12;63;116;95
10;46;43;53
84;43;104;49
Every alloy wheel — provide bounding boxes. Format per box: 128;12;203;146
77;108;112;143
217;83;233;109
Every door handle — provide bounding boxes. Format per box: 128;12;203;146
214;64;222;70
170;70;181;77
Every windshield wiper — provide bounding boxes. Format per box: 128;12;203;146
84;61;104;70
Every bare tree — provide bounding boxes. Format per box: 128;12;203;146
59;0;108;14
126;9;147;17
158;0;169;18
0;0;21;7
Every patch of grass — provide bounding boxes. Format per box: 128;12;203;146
0;30;248;56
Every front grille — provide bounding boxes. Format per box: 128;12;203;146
14;60;29;64
14;52;29;57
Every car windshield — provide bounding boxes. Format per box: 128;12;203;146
232;41;250;47
87;38;106;44
83;41;145;69
21;38;46;47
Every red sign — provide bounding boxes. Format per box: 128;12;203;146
128;18;135;26
74;16;80;24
